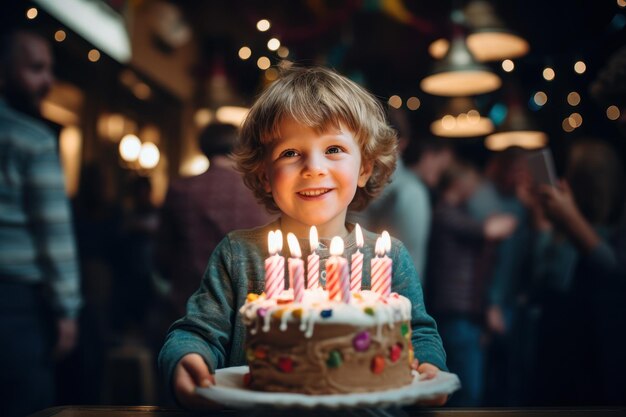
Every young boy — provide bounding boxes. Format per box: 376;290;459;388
158;67;447;408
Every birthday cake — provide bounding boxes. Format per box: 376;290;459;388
240;289;415;395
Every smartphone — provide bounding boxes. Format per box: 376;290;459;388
526;148;557;187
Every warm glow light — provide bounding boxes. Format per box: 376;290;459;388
257;56;271;70
429;35;530;62
138;142;160;169
574;61;587;74
257;19;271;32
287;233;302;258
569;112;583;128
485;131;548;151
502;59;515;72
238;46;252;60
179;153;209;177
543;67;555;81
88;49;101;62
277;46;289;58
619;0;626;8
330;236;344;256
562;117;575;133
533;91;548;106
431;113;494;137
59;126;82;197
41;100;78;126
265;68;279;81
407;97;421;110
420;71;502;97
194;108;213;128
467;109;480;123
567;92;581;106
119;134;141;161
54;30;66;42
441;115;456;130
607;105;621;120
388;95;402;109
216;106;249;127
27;8;38;19
428;38;449;59
267;38;281;51
132;83;151;100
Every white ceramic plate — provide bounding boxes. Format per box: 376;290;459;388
196;366;460;409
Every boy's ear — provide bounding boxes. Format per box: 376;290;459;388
262;173;272;193
357;161;373;188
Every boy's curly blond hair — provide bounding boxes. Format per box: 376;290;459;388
234;66;397;213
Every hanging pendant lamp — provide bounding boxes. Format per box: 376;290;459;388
485;101;547;150
431;97;494;137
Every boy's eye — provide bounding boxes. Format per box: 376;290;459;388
280;149;299;158
326;146;344;154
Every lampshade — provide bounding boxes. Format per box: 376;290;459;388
465;0;530;62
420;32;502;96
430;97;494;137
428;1;529;62
485;102;547;150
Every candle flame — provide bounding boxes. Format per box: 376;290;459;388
287;233;302;258
274;229;283;252
355;223;364;248
309;225;319;251
329;236;344;256
382;231;391;253
268;230;276;255
375;237;385;257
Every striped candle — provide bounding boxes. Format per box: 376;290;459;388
340;260;351;304
307;226;320;289
287;233;305;303
326;236;350;302
264;231;285;299
350;224;364;292
371;236;392;298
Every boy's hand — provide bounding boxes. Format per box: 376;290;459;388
414;361;448;406
173;353;220;410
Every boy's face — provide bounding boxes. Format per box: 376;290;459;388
264;117;372;237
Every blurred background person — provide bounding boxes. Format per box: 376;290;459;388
355;108;433;281
153;122;272;341
427;160;517;407
0;27;81;417
530;139;625;405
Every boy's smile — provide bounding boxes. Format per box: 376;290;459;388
264;117;372;239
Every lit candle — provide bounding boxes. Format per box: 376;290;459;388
307;226;320;289
371;232;392;298
350;224;364;292
287;233;305;303
326;237;351;303
264;230;285;299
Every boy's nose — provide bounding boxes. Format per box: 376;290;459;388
302;153;327;177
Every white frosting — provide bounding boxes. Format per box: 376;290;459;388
240;289;412;338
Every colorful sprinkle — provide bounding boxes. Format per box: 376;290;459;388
278;357;294;373
408;344;414;365
390;343;403;362
246;293;259;303
327;350;342;368
401;322;410;338
320;309;333;318
371;355;385;374
292;308;303;319
364;307;375;316
272;309;285;319
277;297;292;305
257;307;269;319
352;331;371;352
246;348;255;362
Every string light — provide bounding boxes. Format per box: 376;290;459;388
568;112;583;128
567;92;581;106
138;143;160;169
533;92;548;106
388;95;402;109
257;56;271;70
265;68;279;81
574;61;586;74
277;46;289;58
607;105;620;120
88;49;101;62
502;59;515;72
257;19;271;32
618;0;626;8
54;30;66;42
407;97;421;110
119;134;141;162
26;8;38;19
543;67;555;81
238;46;252;60
267;38;281;51
562;117;575;133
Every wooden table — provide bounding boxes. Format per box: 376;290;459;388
28;406;626;417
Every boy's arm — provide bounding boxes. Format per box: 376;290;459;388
390;240;447;372
158;236;236;396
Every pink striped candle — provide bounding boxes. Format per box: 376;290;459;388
287;233;305;303
371;234;392;298
264;231;285;299
307;226;320;289
350;224;364;292
326;236;350;303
